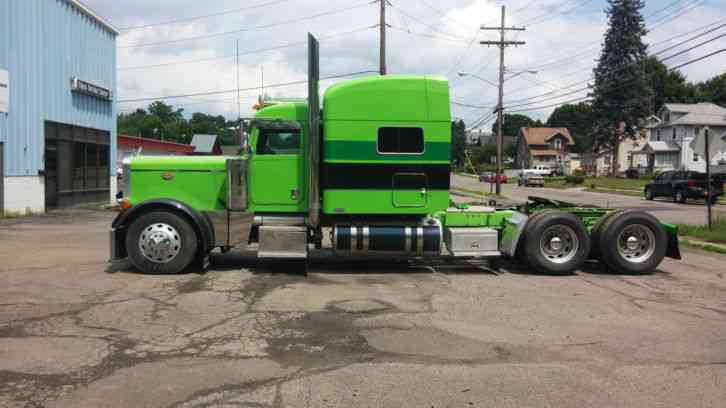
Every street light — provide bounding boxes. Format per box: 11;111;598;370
457;71;499;88
504;69;537;82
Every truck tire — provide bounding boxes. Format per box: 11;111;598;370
523;211;590;274
597;211;667;274
674;190;686;203
590;209;632;259
125;211;199;274
644;188;654;201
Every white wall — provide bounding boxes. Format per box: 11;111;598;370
3;176;44;213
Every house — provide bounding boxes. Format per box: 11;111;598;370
515;127;574;173
117;135;195;171
563;153;581;175
190;134;222;155
636;103;726;172
465;129;490;145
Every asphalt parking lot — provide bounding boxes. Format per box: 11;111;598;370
2;209;726;407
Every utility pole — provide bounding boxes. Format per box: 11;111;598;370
236;39;241;146
481;6;525;195
705;127;712;229
379;0;387;75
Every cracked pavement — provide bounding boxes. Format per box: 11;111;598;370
1;209;726;407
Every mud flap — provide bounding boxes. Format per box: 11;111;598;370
666;229;681;260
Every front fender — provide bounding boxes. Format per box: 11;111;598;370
110;199;215;260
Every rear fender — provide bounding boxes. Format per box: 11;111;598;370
111;199;215;260
663;223;681;260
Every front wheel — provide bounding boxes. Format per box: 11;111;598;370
125;211;198;274
598;211;667;274
644;188;654;200
523;211;591;275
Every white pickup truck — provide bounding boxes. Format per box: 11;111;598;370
520;166;553;177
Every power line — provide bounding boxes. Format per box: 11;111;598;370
118;25;375;71
117;70;377;103
118;0;292;31
660;32;726;62
118;1;373;49
668;48;726;70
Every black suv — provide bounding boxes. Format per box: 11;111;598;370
644;171;724;204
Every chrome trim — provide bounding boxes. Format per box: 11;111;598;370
253;215;306;226
362;226;370;253
500;212;529;257
405;227;412;254
226;158;248;212
417;227;424;255
121;157;132;199
206;211;253;250
351;226;359;255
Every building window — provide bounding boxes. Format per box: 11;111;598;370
656;130;660;141
693;152;698;162
672;128;676;140
377;127;424;154
554;138;562;150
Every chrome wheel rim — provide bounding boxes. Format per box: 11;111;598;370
617;224;656;264
539;225;579;264
138;223;182;264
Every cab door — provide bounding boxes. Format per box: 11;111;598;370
250;128;305;211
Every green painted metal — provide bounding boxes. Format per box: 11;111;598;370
322;190;449;215
437;209;514;228
249;102;309;213
127;156;228;211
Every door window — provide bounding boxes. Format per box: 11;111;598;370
256;130;300;155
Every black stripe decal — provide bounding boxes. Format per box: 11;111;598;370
321;163;451;190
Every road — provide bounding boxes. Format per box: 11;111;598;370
2;209;726;407
452;174;725;225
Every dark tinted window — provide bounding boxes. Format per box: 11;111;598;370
256;130;300;155
378;127;424;154
686;172;706;180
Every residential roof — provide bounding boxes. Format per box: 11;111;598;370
638;141;681;153
68;0;119;35
190;134;219;153
531;149;560;156
520;127;574;146
118;135;195;154
663;103;726;126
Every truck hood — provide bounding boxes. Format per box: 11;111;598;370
129;156;240;172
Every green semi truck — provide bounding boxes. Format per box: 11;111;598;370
110;35;680;275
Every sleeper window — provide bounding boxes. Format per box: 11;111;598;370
378;127;424;154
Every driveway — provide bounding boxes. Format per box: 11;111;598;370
2;209;726;407
452;174;725;225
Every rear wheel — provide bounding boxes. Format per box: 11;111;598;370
673;190;686;203
523;211;590;274
598;211;667;274
126;211;198;274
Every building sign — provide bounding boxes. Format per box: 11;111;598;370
0;69;9;113
71;77;112;101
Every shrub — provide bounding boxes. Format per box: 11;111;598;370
564;175;585;185
573;169;586;177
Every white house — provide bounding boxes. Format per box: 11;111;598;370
637;103;726;172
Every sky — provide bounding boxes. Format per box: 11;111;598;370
84;0;726;130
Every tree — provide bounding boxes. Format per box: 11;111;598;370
546;102;595;153
491;114;536;137
591;0;651;174
451;119;467;168
642;56;696;113
696;73;726;107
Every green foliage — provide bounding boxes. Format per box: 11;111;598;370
451;119;467;167
642;56;698;113
678;218;726;244
546;102;595;153
591;0;651;153
118;101;240;145
564;175;585;185
695;73;726;107
491;114;535;137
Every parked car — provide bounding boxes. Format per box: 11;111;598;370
624;168;640;179
479;172;508;184
644;171;724;204
521;166;553;177
518;172;545;187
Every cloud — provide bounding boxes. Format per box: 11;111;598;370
83;0;726;126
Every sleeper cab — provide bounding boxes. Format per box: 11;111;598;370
321;75;452;215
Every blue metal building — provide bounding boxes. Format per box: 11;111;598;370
0;0;117;212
